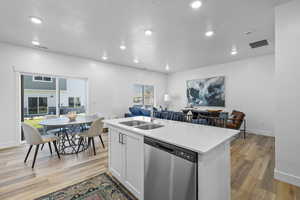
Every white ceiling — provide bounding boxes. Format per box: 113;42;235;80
0;0;290;73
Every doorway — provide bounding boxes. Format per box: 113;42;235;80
20;73;88;141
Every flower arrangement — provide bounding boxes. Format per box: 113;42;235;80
67;111;77;122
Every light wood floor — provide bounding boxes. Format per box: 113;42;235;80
0;133;299;200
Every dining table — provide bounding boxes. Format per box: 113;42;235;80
39;115;98;155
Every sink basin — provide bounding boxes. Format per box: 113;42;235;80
136;123;164;130
119;120;148;127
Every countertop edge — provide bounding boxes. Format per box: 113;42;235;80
104;120;238;154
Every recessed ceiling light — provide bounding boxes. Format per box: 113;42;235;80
166;64;170;71
205;31;214;37
145;29;153;36
134;58;139;63
231;49;238;55
102;55;108;60
120;45;126;50
32;40;40;46
190;1;202;9
29;16;43;24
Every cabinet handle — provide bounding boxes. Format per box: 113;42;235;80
118;133;126;144
122;134;126;145
119;133;122;144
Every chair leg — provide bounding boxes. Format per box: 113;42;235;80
87;137;91;148
24;145;33;163
41;143;44;151
99;135;105;149
53;141;61;159
77;137;83;154
243;119;247;139
32;144;40;169
48;142;52;155
91;137;96;156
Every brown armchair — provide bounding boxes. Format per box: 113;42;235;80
226;110;246;138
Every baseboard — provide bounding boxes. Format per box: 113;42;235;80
0;140;19;150
274;169;300;187
246;129;273;137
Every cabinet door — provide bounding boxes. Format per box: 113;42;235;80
109;128;123;181
123;132;143;199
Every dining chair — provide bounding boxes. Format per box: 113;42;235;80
41;115;62;151
81;113;100;131
22;123;61;168
76;118;105;156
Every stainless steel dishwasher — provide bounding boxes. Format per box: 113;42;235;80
144;136;198;200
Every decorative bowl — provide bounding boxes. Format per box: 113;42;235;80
67;112;77;122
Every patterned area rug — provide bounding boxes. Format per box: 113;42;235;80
35;173;136;200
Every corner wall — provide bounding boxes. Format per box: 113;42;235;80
274;0;300;187
0;42;167;148
167;54;275;136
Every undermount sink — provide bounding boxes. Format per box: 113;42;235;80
119;120;148;127
136;123;164;130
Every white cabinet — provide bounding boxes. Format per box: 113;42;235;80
109;128;123;180
123;133;143;197
108;127;144;200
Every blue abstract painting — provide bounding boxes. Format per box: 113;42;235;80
186;76;225;107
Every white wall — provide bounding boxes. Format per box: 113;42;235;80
0;42;167;148
167;54;275;136
274;0;300;187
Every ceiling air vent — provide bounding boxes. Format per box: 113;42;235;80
249;40;269;49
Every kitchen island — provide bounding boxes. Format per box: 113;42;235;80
104;116;239;200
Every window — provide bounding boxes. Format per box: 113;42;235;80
68;97;81;108
144;85;154;106
43;77;52;82
133;85;144;105
28;97;38;115
75;97;81;107
22;74;87;141
33;76;43;81
68;97;74;108
38;97;48;113
28;97;48;115
133;84;154;106
33;76;53;82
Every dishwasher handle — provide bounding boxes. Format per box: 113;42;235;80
144;136;198;163
145;137;175;153
156;143;175;153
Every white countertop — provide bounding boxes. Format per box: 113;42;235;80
104;116;239;154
